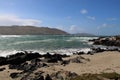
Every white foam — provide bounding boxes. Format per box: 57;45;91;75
0;48;92;57
0;50;19;57
0;35;21;38
79;48;92;54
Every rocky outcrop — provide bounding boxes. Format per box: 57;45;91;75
90;36;120;47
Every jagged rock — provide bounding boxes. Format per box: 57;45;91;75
0;51;42;66
44;53;63;63
10;72;19;78
90;36;120;47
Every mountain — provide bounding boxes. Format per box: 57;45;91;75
72;33;96;37
0;26;68;35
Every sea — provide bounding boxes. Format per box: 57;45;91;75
0;35;98;56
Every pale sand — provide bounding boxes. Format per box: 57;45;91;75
38;51;120;75
56;51;120;74
0;51;120;80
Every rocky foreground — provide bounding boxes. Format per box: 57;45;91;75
0;49;120;80
0;51;86;80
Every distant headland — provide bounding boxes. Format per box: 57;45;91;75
0;26;68;35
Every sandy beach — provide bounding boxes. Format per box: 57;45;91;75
0;51;120;80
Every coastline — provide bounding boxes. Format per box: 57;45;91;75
0;50;120;80
0;35;120;80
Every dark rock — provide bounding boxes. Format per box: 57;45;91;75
51;71;78;80
7;56;26;65
7;52;25;59
0;67;5;71
9;64;20;69
44;52;52;59
73;51;85;55
66;72;78;79
91;36;120;47
35;71;44;75
92;47;104;53
44;53;63;63
61;60;70;66
38;63;48;67
0;57;7;65
25;52;41;61
69;56;82;63
31;58;41;66
78;52;85;55
45;74;52;80
87;51;94;55
35;76;44;80
9;61;38;72
61;54;70;58
0;51;42;66
10;72;19;78
47;58;58;63
53;54;63;61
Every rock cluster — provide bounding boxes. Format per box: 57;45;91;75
73;47;120;56
89;36;120;46
0;51;79;80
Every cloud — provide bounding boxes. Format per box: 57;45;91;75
87;16;95;20
0;15;42;26
97;23;116;29
70;25;76;31
69;25;84;33
107;18;117;21
80;9;88;14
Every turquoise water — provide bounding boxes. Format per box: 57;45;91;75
0;35;98;56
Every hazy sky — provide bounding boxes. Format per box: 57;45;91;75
0;0;120;35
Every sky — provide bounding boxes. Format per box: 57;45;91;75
0;0;120;35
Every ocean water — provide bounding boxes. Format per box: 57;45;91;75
0;35;98;56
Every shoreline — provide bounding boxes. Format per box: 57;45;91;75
0;35;120;79
0;45;120;57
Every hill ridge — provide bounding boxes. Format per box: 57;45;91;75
0;26;68;35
